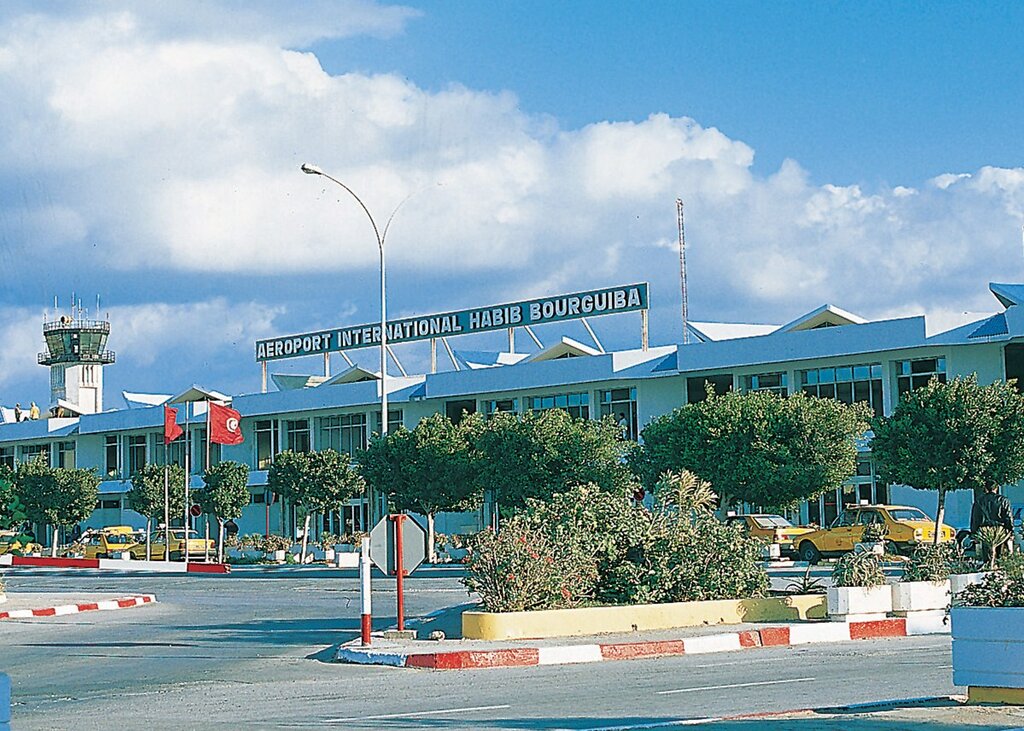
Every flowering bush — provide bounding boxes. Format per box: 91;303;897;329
956;552;1024;607
464;483;769;611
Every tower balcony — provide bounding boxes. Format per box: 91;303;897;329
38;350;116;366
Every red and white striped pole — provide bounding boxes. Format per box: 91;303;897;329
360;535;372;646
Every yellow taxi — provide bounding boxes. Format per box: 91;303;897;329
724;514;814;558
130;528;216;561
81;526;138;559
0;530;42;556
794;504;956;563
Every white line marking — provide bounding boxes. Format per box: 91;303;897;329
323;704;511;723
556;718;722;731
656;677;814;695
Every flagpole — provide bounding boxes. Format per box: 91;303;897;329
163;463;170;563
184;402;190;567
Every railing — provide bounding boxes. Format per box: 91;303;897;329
42;318;111;334
38;350;116;365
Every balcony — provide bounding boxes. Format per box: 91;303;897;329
38;350;116;366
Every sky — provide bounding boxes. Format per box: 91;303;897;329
1;1;1023;408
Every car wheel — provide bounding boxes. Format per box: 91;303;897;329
798;541;821;564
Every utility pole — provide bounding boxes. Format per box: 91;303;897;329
677;198;690;345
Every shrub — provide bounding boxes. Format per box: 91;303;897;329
263;535;292;553
832;552;886;588
861;522;888;543
902;542;967;583
238;534;266;551
976;526;1013;570
463;483;769;611
319;533;342;551
956;552;1024;608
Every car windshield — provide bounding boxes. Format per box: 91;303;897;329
888;508;930;522
752;516;792;529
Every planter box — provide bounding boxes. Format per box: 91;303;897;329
444;547;469;562
227;548;264;560
324;549;336;562
950;572;989;598
335;552;359;568
463;594;828;641
269;550;286;563
827;585;892;622
952;606;1024;701
892;580;950;615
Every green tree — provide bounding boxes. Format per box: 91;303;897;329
872;376;1024;542
127;463;187;560
17;458;99;556
473;409;634;513
0;463;18;530
634;389;872;509
268;449;364;562
360;413;481;562
201;461;251;562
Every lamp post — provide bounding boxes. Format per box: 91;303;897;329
301;164;391;442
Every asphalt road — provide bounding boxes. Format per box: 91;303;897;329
1;566;962;730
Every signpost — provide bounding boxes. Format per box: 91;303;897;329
368;514;426;633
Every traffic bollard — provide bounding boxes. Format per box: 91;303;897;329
360;536;372;646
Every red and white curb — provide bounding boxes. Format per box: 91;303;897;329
0;554;229;573
0;594;156;620
335;616;949;670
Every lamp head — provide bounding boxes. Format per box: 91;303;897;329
300;163;323;175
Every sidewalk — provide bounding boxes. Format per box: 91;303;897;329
0;591;156;620
335;603;948;670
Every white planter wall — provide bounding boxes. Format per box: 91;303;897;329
952;607;1024;689
335;552;359;568
950;572;989;597
892;580;950;615
827;585;893;621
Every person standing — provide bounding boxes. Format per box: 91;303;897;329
971;484;1015;560
28;402;40;420
13;403;22;422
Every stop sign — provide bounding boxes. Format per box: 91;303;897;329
368;515;426;575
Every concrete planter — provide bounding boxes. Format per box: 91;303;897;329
324;549;336;563
227;548;264;560
952;606;1024;704
950;572;990;598
335;552;359;568
892;580;950;615
463;594;827;641
269;550;286;563
827;585;892;622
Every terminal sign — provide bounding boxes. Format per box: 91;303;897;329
255;282;649;362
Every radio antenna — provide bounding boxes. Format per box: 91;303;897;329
677;198;690;345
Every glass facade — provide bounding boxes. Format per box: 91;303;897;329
598;387;637;440
896;357;947;395
528;392;590;419
104;435;119;477
255;420;278;469
127;434;147;475
373;409;404;435
318;413;367;457
55;441;76;469
285;419;311;453
480;399;518;418
800;363;884;415
20;443;49;465
742;372;788;396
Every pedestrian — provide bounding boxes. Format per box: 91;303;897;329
13;403;22;422
971;484;1015;561
617;412;630;439
29;402;39;420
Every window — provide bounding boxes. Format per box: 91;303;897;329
800;363;884;415
480;399;518;419
0;447;13;470
51;365;66;393
20;443;49;466
896;357;946;395
598;387;638;440
105;435;119;477
318;414;367;457
888;507;930;522
528;392;590;419
190;427;220;472
251;492;266;505
127;434;147;475
55;441;76;469
285;419;311;453
686;374;733;403
255;420;278;469
373;410;404;435
742;372;788;396
95;498;120;510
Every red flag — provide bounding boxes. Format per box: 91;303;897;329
209;402;244;445
164;404;183;445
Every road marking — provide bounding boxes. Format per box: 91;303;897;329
656;677;814;695
555;718;722;730
322;704;511;723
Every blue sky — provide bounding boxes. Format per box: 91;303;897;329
1;1;1022;409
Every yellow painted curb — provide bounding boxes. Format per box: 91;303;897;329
463;594;827;641
967;686;1024;705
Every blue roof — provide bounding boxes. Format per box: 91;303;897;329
968;313;1009;339
991;283;1024;309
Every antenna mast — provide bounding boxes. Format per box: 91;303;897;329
677;198;690;345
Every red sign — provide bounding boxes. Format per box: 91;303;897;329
209;402;244;445
189;504;203;517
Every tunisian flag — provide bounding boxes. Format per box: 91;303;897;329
163;404;183;445
209;402;244;445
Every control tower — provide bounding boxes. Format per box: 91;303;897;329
38;304;115;415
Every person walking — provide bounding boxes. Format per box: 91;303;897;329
971;484;1015;561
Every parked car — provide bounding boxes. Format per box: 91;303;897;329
794;504;955;563
81;525;139;559
129;528;216;561
0;529;42;556
724;514;813;557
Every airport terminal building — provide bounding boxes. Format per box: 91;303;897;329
2;281;1023;543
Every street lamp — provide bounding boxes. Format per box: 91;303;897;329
301;163;391;438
